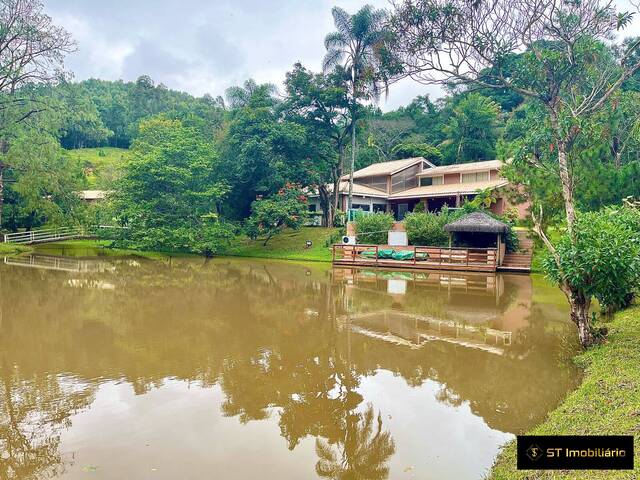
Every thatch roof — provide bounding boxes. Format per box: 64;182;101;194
444;211;509;234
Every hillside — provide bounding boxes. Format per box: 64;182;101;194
65;147;131;188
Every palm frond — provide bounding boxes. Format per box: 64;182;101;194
331;6;353;38
324;31;348;51
322;48;345;73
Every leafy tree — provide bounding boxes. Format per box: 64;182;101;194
391;143;442;163
0;0;75;227
57;82;113;148
111;117;231;254
390;0;640;347
283;63;351;227
544;207;640;321
323;5;400;211
219;81;311;219
364;116;416;161
245;183;309;245
439;93;501;163
2;125;84;231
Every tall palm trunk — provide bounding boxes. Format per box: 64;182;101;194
348;66;357;214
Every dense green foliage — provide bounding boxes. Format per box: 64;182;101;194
544;207;640;313
108;117;234;255
354;212;395;244
403;210;452;247
245;184;309;246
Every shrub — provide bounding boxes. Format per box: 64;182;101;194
354;212;395;244
404;211;451;246
325;227;347;247
245;184;309;245
544;207;640;313
412;201;425;213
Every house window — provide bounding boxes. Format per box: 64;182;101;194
391;164;420;193
461;171;490;183
308;204;317;212
352;203;370;211
357;175;387;191
420;176;443;187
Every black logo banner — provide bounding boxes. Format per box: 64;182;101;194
517;435;634;470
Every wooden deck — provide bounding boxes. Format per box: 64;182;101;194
332;244;498;272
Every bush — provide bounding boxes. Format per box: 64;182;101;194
354;212;395;244
245;184;309;245
404;211;452;247
325;227;347;247
544;207;640;313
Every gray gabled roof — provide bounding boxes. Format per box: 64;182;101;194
444;211;509;234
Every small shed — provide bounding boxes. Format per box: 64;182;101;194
444;211;509;264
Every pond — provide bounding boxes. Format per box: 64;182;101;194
0;254;580;480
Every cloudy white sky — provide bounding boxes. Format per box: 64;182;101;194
45;0;640;111
44;0;442;111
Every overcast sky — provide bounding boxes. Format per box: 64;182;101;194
44;0;440;110
45;0;640;111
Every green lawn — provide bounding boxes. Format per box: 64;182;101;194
230;227;339;262
65;147;131;188
489;304;640;479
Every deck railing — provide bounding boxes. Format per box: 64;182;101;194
3;226;84;244
332;244;497;270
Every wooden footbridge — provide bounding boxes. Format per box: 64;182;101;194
2;226;85;245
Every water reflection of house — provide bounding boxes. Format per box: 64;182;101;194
332;267;535;355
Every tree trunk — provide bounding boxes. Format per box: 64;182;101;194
557;139;577;234
567;286;594;347
549;110;577;235
319;185;333;227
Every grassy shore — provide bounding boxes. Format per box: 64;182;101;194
229;227;338;262
0;242;32;256
489;305;640;479
32;239;176;259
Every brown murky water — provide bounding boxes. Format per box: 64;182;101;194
0;255;580;480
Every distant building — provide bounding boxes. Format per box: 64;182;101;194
78;190;108;203
307;158;527;220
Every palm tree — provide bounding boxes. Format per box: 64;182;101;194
322;6;390;213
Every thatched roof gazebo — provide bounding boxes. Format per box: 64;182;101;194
444;211;509;265
444;211;509;234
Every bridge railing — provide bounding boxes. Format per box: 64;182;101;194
3;226;84;244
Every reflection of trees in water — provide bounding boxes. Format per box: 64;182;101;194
0;364;95;480
315;405;395;480
0;258;578;478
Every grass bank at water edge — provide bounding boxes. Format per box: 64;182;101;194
229;227;338;262
489;305;640;479
0;242;32;256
